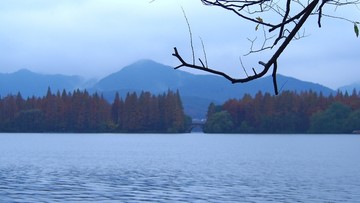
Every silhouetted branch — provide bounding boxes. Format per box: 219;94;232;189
174;0;329;94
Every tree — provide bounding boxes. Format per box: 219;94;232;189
111;92;122;126
202;90;360;133
172;0;359;94
346;109;360;132
204;111;234;133
0;89;188;133
309;102;352;133
206;102;219;119
14;109;45;132
122;92;139;132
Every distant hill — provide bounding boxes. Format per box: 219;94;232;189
93;59;192;93
0;61;336;118
0;69;85;98
92;59;335;118
338;83;360;93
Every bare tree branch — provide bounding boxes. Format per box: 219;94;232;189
173;0;359;95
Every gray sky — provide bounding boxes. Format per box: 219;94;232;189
0;0;359;89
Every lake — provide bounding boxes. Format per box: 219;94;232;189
0;133;359;202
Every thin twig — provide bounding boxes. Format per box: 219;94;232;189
239;57;249;77
181;6;195;65
199;37;208;68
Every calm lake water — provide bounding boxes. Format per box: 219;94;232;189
0;133;359;202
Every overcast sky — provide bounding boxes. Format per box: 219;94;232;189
0;0;359;89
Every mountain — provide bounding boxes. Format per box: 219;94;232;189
338;82;360;93
93;59;335;118
93;59;191;93
0;61;336;118
0;69;85;98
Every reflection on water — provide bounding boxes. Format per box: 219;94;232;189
0;133;360;202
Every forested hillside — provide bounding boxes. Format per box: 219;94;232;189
0;60;337;119
0;88;189;133
204;90;360;134
93;60;335;118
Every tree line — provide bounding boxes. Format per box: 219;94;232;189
0;88;190;133
204;90;360;134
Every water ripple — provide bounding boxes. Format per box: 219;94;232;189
1;133;360;202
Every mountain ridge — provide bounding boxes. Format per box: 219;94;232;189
339;82;360;93
1;59;337;118
0;69;86;98
91;59;335;118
